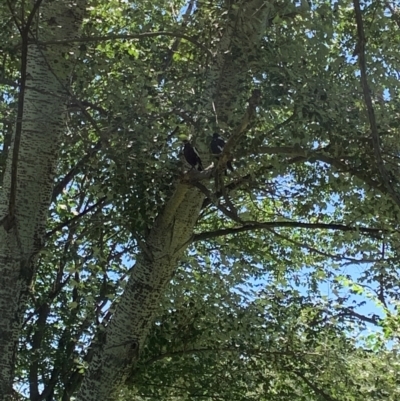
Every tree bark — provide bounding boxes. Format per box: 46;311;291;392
0;1;87;398
76;1;271;400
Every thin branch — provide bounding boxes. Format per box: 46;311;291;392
254;143;384;192
314;153;384;191
142;347;320;367
67;99;109;116
254;145;307;157
6;0;22;34
33;31;211;55
293;369;339;401
28;301;49;401
22;275;72;328
39;366;59;401
266;144;385;194
340;308;381;326
201;174;252;209
194;182;243;224
217;89;261;174
51;140;102;202
25;0;43;32
270;227;388;264
46;196;107;237
385;1;400;28
193;220;386;242
353;0;400;206
247;111;297;154
158;0;196;82
0;76;18;87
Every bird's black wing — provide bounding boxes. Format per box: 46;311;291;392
216;137;225;152
211;136;225;154
184;142;203;171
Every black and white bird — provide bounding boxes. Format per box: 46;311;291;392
210;133;234;172
183;140;203;171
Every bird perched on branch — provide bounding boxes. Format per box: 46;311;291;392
183;139;203;171
210;133;234;172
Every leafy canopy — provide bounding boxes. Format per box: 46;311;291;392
2;0;400;400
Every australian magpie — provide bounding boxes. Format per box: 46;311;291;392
183;140;203;171
210;133;234;172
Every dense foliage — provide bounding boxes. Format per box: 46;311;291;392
1;0;400;400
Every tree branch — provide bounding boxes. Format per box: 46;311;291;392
340;308;381;326
141;347;320;368
256;144;385;194
45;196;107;238
158;0;196;83
28;301;49;401
51;140;102;202
194;182;243;224
193;220;386;242
33;31;211;55
201;174;252;209
385;1;400;28
217;89;261;175
267;227;384;264
292;369;339;401
353;0;400;206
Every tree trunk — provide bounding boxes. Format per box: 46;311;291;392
0;1;87;398
76;2;270;400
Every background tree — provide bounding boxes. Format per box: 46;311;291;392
1;0;400;400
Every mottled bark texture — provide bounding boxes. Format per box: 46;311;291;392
76;1;271;400
0;1;87;398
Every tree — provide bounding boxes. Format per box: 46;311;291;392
0;0;87;398
1;0;400;400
